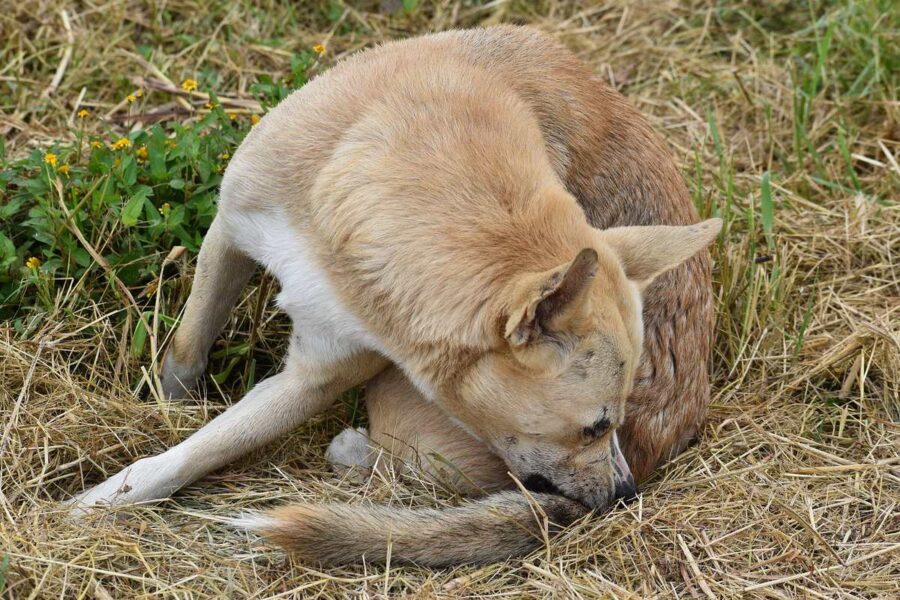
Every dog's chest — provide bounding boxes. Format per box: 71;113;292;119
223;209;381;363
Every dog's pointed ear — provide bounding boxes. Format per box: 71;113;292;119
505;248;598;347
599;218;721;290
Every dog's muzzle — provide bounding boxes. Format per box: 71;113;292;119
521;431;638;508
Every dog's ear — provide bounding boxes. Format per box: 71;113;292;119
599;218;721;290
505;248;598;348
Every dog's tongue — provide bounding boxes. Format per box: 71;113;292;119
611;431;638;501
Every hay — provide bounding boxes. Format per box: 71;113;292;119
1;1;898;597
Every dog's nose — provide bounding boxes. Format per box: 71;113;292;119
614;474;638;503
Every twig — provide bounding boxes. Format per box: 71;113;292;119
678;534;716;599
151;246;186;377
68;86;87;126
132;76;262;111
106;105;193;124
41;10;74;98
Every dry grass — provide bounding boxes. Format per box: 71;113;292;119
2;0;899;597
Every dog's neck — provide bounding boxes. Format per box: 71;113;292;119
306;73;599;392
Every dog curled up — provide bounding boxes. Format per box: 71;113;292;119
69;26;720;567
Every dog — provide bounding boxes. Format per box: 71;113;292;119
69;26;719;567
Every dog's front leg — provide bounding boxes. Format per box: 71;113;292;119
69;351;387;517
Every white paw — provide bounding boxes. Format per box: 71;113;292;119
325;427;373;471
67;455;183;518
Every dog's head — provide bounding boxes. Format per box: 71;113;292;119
446;218;721;510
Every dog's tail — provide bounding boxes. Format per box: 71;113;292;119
233;491;588;567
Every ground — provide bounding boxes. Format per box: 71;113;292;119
1;0;898;598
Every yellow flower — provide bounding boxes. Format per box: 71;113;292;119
159;202;171;215
165;139;177;150
135;90;143;97
250;114;261;125
44;152;58;167
25;257;41;269
111;138;132;150
136;145;148;160
77;109;89;119
313;43;326;55
58;164;71;176
126;94;137;103
181;78;198;92
228;113;238;121
218;152;230;161
205;101;216;109
90;140;103;149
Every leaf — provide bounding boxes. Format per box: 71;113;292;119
760;171;774;248
0;196;25;219
211;356;241;384
73;248;91;268
198;159;211;183
121;185;152;227
23;178;49;199
167;204;185;228
120;155;138;187
131;314;149;357
0;232;16;264
169;178;185;190
706;109;725;167
149;127;168;182
0;232;15;254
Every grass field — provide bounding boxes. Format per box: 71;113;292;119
1;0;898;597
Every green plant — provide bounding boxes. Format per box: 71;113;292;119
0;43;326;326
0;61;321;327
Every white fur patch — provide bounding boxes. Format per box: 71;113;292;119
325;427;373;469
221;207;384;365
225;511;279;532
220;207;448;404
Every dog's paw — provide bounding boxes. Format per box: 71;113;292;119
66;456;181;519
325;427;374;482
159;351;206;399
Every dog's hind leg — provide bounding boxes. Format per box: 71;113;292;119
160;215;257;398
69;350;388;516
363;367;510;496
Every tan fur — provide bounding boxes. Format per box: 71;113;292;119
71;26;719;566
256;492;586;567
366;368;510;495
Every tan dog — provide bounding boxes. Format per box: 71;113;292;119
69;26;719;566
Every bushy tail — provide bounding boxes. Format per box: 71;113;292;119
236;491;587;567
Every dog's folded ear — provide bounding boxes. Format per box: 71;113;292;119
599;218;721;290
504;247;598;348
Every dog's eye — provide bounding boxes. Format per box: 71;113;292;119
582;416;610;441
